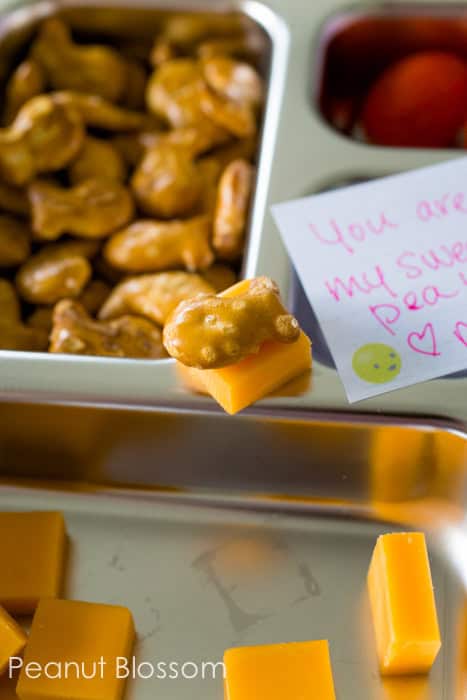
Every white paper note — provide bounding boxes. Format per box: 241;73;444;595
271;158;467;402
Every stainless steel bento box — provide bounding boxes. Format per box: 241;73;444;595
0;3;466;700
0;0;464;427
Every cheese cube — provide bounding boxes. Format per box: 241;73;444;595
0;606;27;675
17;599;135;700
224;640;336;699
177;279;312;414
0;512;66;614
368;532;441;675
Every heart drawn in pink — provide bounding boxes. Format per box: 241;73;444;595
454;322;467;347
407;322;441;357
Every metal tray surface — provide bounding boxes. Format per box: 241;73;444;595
0;482;464;700
1;401;466;509
0;0;465;428
0;398;465;699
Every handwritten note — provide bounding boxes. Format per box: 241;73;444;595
271;158;467;402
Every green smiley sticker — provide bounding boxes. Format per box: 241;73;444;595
352;343;402;384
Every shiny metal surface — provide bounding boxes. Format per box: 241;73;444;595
0;0;465;428
0;477;465;700
0;401;465;523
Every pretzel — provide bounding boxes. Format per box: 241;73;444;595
163;276;300;368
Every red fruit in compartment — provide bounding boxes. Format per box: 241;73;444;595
362;51;467;147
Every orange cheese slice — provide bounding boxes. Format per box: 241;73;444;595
17;598;135;700
177;279;312;414
0;605;27;676
224;640;336;699
368;532;441;675
0;512;66;615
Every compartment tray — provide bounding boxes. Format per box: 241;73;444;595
0;483;461;699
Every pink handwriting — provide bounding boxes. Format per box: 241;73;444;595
416;192;467;222
368;285;460;336
369;304;400;336
325;265;397;302
454;322;467;347
403;285;459;311
407;323;441;356
309;212;398;255
396;241;467;280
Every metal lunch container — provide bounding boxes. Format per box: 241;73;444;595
0;2;465;699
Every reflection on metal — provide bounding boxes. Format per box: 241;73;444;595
379;676;433;700
193;547;269;638
294;562;321;601
192;532;322;638
0;400;465;530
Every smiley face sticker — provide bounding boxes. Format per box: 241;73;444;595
352;343;402;384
